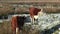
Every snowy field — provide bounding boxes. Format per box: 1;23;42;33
24;13;60;34
0;13;60;34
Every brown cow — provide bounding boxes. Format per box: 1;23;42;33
11;15;26;34
29;7;41;18
29;7;41;24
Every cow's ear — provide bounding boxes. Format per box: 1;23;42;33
24;17;27;19
39;9;41;12
23;16;25;19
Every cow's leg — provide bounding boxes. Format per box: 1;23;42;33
16;28;23;34
16;27;20;34
31;18;34;25
30;17;34;25
12;31;16;34
32;18;34;25
12;29;16;34
30;17;32;24
12;27;16;34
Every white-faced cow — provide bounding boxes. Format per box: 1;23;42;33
29;7;41;24
11;15;26;34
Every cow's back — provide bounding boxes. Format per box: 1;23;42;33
17;16;26;30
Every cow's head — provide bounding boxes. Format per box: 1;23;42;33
21;16;26;20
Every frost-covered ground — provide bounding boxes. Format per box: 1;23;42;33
24;13;60;34
0;13;60;34
38;13;60;30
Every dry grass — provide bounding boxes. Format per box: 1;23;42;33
0;21;40;34
0;21;12;34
